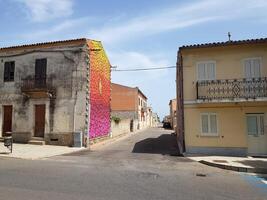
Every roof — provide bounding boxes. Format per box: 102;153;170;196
136;87;147;100
179;37;267;51
111;82;147;100
111;82;136;90
0;38;100;52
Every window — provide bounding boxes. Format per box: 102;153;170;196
4;61;15;82
246;114;264;136
201;113;218;135
197;61;215;81
244;58;261;79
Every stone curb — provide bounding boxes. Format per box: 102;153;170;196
199;160;267;174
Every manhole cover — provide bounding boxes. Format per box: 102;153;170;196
196;173;207;177
138;172;160;179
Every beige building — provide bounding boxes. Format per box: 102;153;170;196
111;83;150;134
169;99;177;130
176;38;267;156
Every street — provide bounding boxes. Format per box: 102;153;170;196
0;128;266;200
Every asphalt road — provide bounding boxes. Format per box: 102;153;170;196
0;128;266;200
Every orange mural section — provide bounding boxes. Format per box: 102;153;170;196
88;40;111;139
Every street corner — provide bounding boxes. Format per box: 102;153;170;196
186;155;267;174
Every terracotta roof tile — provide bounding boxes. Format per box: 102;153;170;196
0;38;88;51
179;37;267;50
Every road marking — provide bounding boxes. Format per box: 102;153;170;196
261;180;267;185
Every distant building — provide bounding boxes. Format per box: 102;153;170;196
0;38;111;146
176;37;267;156
111;83;150;135
151;112;160;127
169;99;177;130
163;115;171;129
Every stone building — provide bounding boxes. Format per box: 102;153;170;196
111;83;150;136
0;38;111;146
169;99;177;130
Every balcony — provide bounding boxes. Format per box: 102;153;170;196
197;77;267;101
21;77;54;98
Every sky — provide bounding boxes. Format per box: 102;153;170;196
1;0;267;119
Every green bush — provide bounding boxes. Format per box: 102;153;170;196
111;116;121;124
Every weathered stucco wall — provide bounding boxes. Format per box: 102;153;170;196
111;119;131;137
0;43;88;146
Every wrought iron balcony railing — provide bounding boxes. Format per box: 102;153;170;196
21;77;53;92
197;77;267;100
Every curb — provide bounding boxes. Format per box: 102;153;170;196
199;160;267;174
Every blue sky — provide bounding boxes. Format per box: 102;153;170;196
1;0;267;119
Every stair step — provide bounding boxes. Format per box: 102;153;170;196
31;137;45;141
28;140;45;145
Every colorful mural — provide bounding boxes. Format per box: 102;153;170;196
88;40;111;139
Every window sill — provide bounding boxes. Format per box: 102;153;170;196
198;134;220;138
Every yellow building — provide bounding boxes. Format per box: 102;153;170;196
176;38;267;156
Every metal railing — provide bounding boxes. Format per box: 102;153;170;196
197;77;267;100
21;77;53;92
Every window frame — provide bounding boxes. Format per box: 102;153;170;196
243;57;262;79
196;61;216;81
4;61;15;82
246;113;264;136
200;112;219;136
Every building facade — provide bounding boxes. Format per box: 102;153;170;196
111;83;150;134
177;38;267;156
0;38;111;146
169;99;177;130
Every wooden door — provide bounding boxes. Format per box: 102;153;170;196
34;105;45;137
35;59;47;87
2;105;12;136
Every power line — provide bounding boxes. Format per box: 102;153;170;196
111;66;176;72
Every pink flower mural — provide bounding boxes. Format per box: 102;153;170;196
88;40;111;139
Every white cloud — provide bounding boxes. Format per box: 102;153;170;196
17;0;73;22
89;0;267;44
21;17;89;40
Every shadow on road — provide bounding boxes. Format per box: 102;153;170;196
235;160;267;169
132;133;181;156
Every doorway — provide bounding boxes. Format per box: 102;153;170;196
130;120;134;132
2;105;12;137
34;105;46;137
246;114;267;155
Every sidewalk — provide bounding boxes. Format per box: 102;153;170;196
0;128;148;160
187;155;267;174
0;142;84;160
